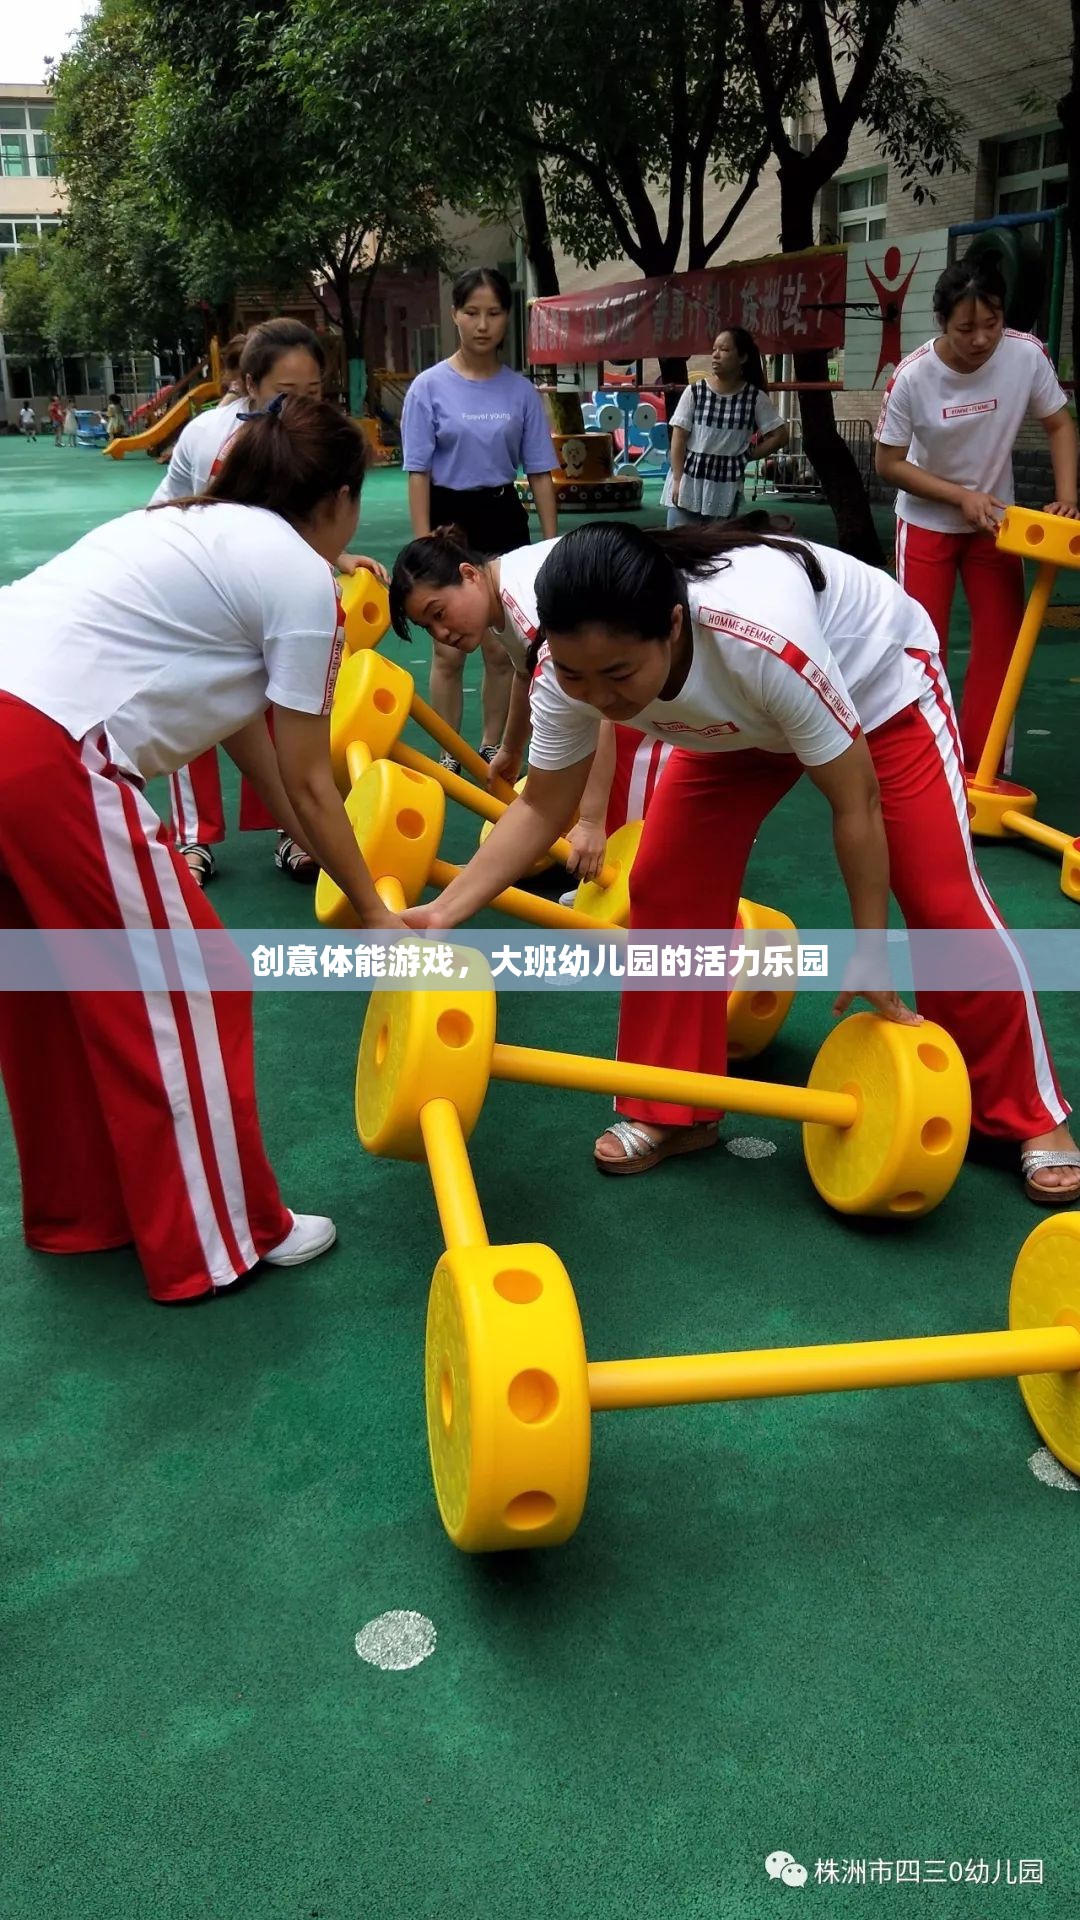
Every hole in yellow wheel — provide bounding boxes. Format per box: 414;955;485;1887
507;1369;560;1424
493;1268;543;1305
440;1367;453;1430
504;1490;557;1530
920;1117;953;1155
1026;524;1045;545
436;1009;473;1050
888;1191;925;1213
750;991;778;1016
1071;536;1080;558
362;600;378;622
401;768;424;786
373;688;397;715
917;1042;949;1073
396;808;425;840
374;1023;390;1068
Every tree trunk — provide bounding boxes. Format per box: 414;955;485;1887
779;166;884;565
519;162;560;299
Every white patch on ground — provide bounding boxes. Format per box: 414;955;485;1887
725;1136;778;1160
1028;1447;1080;1492
1026;729;1051;737
354;1610;437;1670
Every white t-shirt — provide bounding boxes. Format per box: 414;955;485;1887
150;397;244;503
522;540;939;772
0;503;344;781
874;331;1068;534
661;382;783;517
495;539;559;670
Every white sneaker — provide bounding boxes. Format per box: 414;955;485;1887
261;1212;337;1267
559;888;578;907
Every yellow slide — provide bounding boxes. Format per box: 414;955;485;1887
103;380;220;459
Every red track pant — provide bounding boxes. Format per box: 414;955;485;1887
895;518;1025;776
605;726;674;835
167;741;279;846
0;697;292;1301
616;654;1068;1142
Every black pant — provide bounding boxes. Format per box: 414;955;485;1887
428;483;530;557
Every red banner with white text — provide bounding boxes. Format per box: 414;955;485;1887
528;249;847;364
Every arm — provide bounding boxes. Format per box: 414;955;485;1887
564;720;617;879
487;671;533;787
804;740;917;1025
754;422;789;461
669;425;689;501
407;471;432;537
529;470;559;541
403;759;594;929
1042;406;1080;516
874;439;1004;534
222;710;399;929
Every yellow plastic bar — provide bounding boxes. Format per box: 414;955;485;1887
418;1099;489;1249
392;740;618;890
346;740;374;784
972;561;1058;787
587;1323;1080;1411
429;859;607;930
376;876;408;914
408;690;519;806
490;1041;857;1129
1001;810;1073;853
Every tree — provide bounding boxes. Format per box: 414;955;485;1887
741;0;966;560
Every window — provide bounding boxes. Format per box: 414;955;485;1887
995;127;1067;214
836;171;888;243
0;102;56;176
0;215;60;254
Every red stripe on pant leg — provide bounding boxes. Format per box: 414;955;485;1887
869;684;1068;1137
615;748;801;1129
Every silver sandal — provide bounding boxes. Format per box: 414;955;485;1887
1020;1148;1080;1207
594;1117;719;1177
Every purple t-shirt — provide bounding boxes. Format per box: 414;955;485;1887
401;361;556;489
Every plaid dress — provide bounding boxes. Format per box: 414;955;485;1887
661;380;781;520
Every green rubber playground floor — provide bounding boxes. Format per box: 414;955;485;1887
2;434;1080;1918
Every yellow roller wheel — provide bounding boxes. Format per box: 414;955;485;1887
356;979;496;1160
726;899;797;1061
996;505;1080;567
425;1243;591;1552
316;760;445;930
478;776;553;875
1009;1215;1080;1475
340;567;391;653
802;1014;971;1217
1061;841;1080;905
329;649;414;792
574;819;641;927
966;778;1038;839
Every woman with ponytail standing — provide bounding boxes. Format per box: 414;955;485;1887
0;397;401;1304
663;328;788;528
401;516;1080;1205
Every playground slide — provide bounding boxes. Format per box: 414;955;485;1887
103;380;220;459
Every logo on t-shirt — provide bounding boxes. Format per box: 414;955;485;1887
942;399;998;419
501;588;537;641
321;594;347;714
698;603;859;737
652;719;740;736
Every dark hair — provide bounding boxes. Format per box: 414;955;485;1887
717;325;767;392
530;516;825;668
150;394;366;525
933;258;1006;324
239;317;326;388
107;393;120;406
221;332;248;383
389;525;489;641
451;267;513;313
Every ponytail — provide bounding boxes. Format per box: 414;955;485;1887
531;515;824;662
149;394;366;525
389;525;491;641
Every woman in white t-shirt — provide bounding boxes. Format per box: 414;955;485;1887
875;258;1079;774
402;516;1079;1205
0;397;402;1305
154;318;387;886
663;329;788;526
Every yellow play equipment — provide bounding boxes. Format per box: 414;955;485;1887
104;341;223;460
339;568;391;654
966;507;1080;902
356;979;970;1220
321;750;796;1058
331;644;526;811
419;1212;1080;1551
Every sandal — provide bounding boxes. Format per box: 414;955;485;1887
594;1117;719;1177
275;835;318;883
178;842;216;887
1020;1149;1080;1207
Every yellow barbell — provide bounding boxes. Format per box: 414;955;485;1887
423;1214;1080;1551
